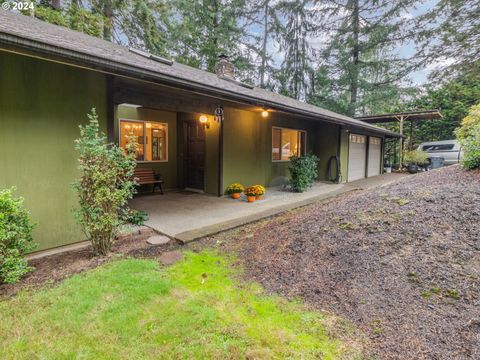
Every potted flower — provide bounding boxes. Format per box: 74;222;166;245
226;183;245;199
244;186;257;202
252;185;266;200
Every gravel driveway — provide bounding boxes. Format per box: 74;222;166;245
209;166;480;359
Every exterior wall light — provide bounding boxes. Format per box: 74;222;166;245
199;115;210;129
261;110;269;118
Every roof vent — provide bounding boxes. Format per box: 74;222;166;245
129;47;173;66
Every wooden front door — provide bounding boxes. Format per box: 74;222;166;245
184;120;205;190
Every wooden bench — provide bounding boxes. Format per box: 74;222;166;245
133;168;164;194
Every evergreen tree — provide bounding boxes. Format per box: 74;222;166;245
310;0;421;116
274;0;318;100
167;0;252;77
417;0;480;79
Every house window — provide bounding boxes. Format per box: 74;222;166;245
120;120;168;162
272;127;306;161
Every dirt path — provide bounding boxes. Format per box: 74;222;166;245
206;166;480;359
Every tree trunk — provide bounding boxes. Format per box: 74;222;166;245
260;1;269;88
348;0;360;116
103;0;113;41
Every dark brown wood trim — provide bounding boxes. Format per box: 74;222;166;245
106;74;115;143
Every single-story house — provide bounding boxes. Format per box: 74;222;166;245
0;10;400;251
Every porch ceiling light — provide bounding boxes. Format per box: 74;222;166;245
120;103;142;108
261;110;269;118
199;115;210;129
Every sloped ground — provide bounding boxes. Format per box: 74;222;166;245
209;166;480;359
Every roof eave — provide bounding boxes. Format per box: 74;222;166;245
0;31;399;137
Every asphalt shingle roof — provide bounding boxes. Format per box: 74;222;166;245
0;10;399;137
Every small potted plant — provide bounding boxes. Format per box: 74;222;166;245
244;186;257;202
226;183;245;199
403;150;429;174
252;185;266;200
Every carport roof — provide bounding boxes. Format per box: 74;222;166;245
356;110;443;124
0;10;400;138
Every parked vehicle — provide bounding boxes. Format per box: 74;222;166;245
417;140;463;166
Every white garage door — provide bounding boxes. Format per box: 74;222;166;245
367;137;382;177
348;134;367;182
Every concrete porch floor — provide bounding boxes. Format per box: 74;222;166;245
129;173;408;243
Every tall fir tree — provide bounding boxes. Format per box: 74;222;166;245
274;0;318;100
167;0;252;78
309;0;421;116
416;0;480;80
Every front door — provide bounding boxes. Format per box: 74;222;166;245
184;120;205;190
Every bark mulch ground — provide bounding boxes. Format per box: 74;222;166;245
201;165;480;359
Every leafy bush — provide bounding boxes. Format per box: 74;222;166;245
288;154;320;192
226;183;245;194
403;150;429;165
124;209;149;226
73;109;138;256
0;188;36;284
455;104;480;169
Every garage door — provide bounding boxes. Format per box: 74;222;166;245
367;137;382;177
348;134;366;182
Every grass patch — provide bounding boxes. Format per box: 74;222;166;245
0;251;355;359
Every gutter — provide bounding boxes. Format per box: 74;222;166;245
0;31;400;138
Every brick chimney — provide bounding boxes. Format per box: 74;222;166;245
216;54;235;79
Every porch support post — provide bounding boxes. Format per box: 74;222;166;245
398;115;404;169
106;75;115;143
217;118;224;196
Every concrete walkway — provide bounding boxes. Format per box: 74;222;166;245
130;173;408;243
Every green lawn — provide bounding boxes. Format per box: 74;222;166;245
0;251;355;359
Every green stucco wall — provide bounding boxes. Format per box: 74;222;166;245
116;105;178;190
0;51;107;251
221;108;341;192
339;128;350;183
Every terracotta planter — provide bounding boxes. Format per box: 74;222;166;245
231;192;241;199
255;195;264;200
247;195;256;202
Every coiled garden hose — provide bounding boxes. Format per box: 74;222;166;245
327;155;341;182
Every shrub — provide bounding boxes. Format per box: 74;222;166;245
226;183;245;194
455;104;480;169
288;154;320;192
73;109;138;256
0;188;36;284
124;209;149;226
403;150;429;165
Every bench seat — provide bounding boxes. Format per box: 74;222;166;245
133;168;164;194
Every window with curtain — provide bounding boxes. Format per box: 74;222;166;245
120;120;168;162
272;127;306;161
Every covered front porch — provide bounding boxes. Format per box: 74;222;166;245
130;173;405;243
